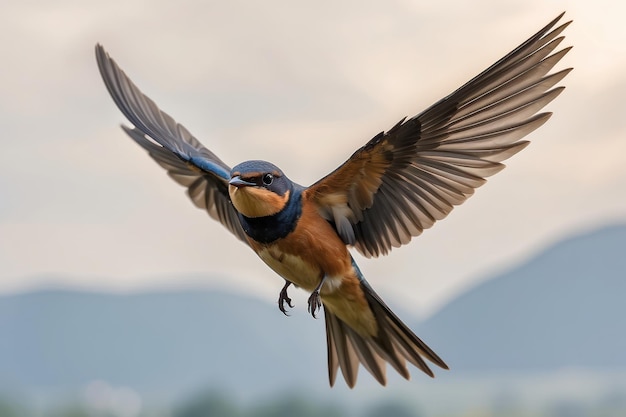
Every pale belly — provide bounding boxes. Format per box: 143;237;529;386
256;245;343;294
255;240;376;337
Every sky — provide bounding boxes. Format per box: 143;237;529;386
1;0;624;317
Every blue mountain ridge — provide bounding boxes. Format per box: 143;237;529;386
417;223;626;371
0;290;328;400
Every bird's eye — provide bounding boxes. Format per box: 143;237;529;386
262;173;274;185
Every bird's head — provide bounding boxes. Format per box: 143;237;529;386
228;160;292;218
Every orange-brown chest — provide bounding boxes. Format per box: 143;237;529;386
248;198;352;292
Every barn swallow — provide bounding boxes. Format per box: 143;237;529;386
95;13;571;387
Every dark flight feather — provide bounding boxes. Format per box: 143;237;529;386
306;13;572;258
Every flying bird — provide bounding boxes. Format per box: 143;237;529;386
95;13;571;387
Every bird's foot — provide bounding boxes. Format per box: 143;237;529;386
307;291;322;318
278;280;294;316
307;275;327;319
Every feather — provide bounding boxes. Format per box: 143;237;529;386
305;13;572;258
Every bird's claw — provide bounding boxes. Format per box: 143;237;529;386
307;291;322;318
278;281;294;316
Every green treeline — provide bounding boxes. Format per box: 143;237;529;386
1;390;626;417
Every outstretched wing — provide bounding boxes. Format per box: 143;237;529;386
305;13;572;258
95;44;248;243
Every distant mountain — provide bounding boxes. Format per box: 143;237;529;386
1;224;625;402
417;223;626;371
0;290;330;401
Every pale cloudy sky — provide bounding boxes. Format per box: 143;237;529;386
1;0;624;316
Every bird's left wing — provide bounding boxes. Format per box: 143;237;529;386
95;44;248;244
305;13;572;258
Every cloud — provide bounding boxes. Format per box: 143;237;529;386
0;0;624;315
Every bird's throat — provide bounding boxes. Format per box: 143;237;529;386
229;186;290;218
237;190;302;244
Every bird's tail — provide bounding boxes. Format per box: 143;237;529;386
324;259;448;387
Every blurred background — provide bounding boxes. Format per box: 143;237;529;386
1;0;625;416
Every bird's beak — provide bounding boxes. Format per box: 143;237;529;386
229;176;256;188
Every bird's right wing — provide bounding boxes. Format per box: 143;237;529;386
95;44;248;244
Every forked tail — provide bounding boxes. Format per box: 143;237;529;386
324;259;448;387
